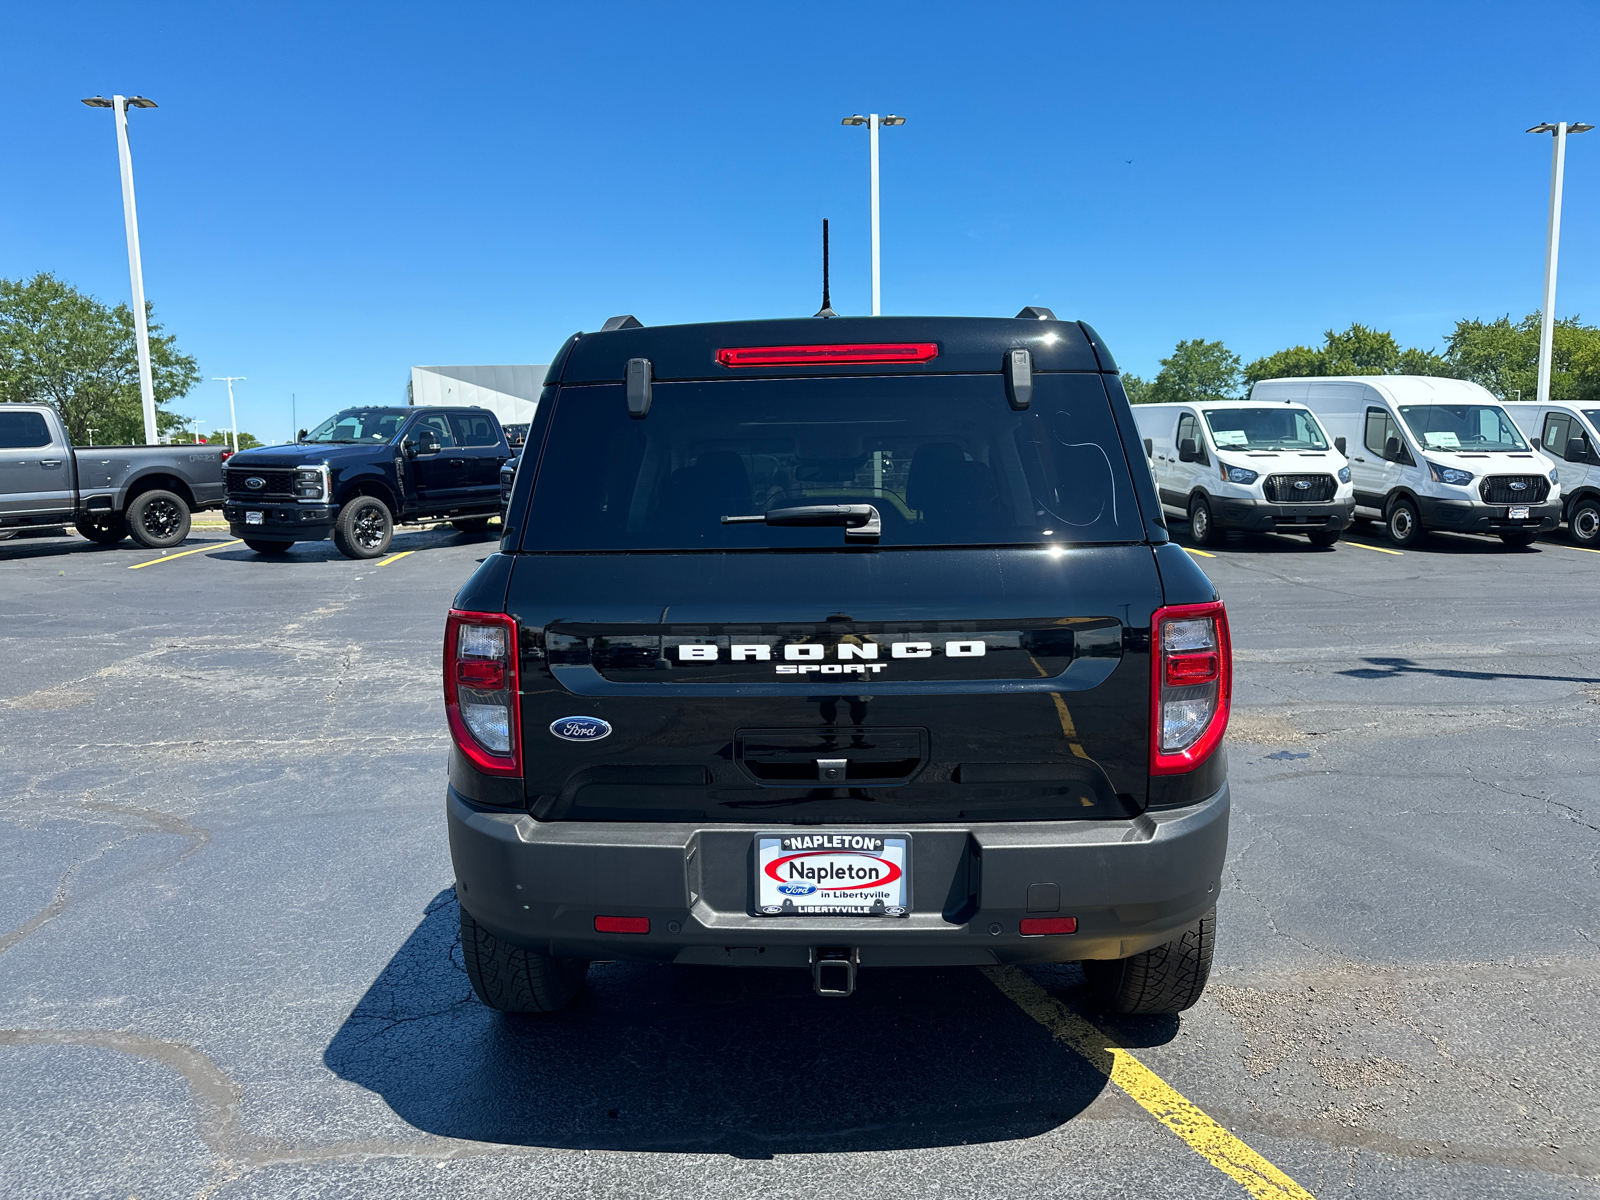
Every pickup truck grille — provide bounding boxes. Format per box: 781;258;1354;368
1480;475;1549;504
224;468;297;500
1263;473;1336;503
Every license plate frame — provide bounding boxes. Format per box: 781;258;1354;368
245;511;264;525
754;832;910;917
1508;505;1530;520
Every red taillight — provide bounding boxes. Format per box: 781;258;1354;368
595;916;650;934
1019;917;1078;936
220;449;235;461
715;342;939;368
1151;601;1231;776
443;610;520;777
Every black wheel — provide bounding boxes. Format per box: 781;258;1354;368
1385;497;1426;547
1188;495;1223;547
1569;499;1600;547
125;490;192;549
332;495;393;559
74;513;128;545
1083;906;1215;1015
243;538;293;555
460;905;588;1013
1306;529;1341;547
1499;530;1538;549
451;517;493;535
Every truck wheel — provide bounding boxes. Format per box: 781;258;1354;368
74;513;128;545
451;517;493;535
125;490;192;549
1499;531;1539;549
1385;497;1426;547
1083;906;1215;1015
1188;496;1223;547
332;496;393;559
1568;499;1600;546
460;905;588;1013
1306;529;1341;547
243;539;293;555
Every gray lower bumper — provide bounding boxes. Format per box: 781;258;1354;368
1214;498;1354;532
447;784;1230;967
1416;497;1560;533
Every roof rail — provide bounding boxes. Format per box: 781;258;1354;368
1015;306;1057;320
600;315;644;331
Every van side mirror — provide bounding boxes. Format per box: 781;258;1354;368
1384;436;1401;462
1531;436;1542;451
1177;438;1198;463
1143;437;1153;459
1567;436;1589;464
1334;436;1347;455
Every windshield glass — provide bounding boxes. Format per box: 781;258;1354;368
1583;410;1600;433
303;408;408;444
1203;407;1328;451
521;374;1144;550
1397;404;1527;452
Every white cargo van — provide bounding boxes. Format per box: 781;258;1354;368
1254;376;1561;548
1133;398;1354;547
1505;402;1600;547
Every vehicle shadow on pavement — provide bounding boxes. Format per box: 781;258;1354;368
1337;655;1600;685
323;889;1113;1156
0;533;225;562
210;528;484;564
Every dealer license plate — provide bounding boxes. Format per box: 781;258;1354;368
245;511;264;525
755;833;909;917
1509;506;1530;519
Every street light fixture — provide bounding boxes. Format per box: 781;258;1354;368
841;112;906;315
81;93;161;444
1527;120;1593;406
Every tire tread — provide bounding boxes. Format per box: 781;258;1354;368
1084;907;1215;1015
460;906;587;1013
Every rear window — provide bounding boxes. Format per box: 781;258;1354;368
521;374;1143;550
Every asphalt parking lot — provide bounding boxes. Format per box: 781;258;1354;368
1;520;1596;1199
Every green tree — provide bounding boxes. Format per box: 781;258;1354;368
1120;373;1152;404
1243;323;1459;390
205;429;263;449
1442;313;1600;402
1147;339;1242;404
0;272;199;444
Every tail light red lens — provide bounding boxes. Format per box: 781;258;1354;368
595;916;650;934
443;610;520;776
716;342;939;368
220;449;235;461
1019;917;1078;936
1151;601;1231;775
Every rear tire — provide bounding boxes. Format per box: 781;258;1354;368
1499;530;1538;549
1307;529;1341;547
1188;496;1224;547
451;517;493;535
75;513;128;545
460;906;588;1013
125;490;192;549
1385;497;1426;547
1568;498;1600;547
1083;907;1215;1015
332;495;393;559
243;538;293;555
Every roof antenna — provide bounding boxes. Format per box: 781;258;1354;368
814;218;837;318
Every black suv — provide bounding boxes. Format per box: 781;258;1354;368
446;312;1231;1013
222;405;509;558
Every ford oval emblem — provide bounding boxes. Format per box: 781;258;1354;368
550;715;612;742
1293;479;1311;490
1509;481;1528;490
244;476;265;489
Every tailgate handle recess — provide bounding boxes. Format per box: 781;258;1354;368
816;758;847;783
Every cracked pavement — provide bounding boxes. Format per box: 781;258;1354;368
0;524;1596;1198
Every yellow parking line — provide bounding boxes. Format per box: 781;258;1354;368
985;967;1316;1199
1183;546;1216;559
128;539;242;569
1341;540;1402;556
376;550;414;567
1555;543;1600;555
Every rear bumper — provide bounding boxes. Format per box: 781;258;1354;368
222;502;335;541
447;782;1229;967
1213;498;1354;532
1415;497;1559;533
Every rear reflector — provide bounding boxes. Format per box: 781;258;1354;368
594;916;650;934
1019;917;1078;936
1165;651;1219;686
456;659;505;688
716;342;939;368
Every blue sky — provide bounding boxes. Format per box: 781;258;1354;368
4;2;1599;440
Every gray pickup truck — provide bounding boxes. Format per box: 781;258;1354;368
0;405;225;548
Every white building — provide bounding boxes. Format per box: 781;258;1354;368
408;365;548;427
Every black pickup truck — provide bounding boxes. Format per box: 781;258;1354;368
0;404;224;548
445;311;1232;1015
222;406;511;558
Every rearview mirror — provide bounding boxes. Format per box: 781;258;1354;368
1567;436;1589;464
1334;436;1347;455
416;431;442;456
1177;438;1198;463
1384;436;1402;462
1531;436;1542;451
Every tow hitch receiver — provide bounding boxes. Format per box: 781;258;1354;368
811;947;859;997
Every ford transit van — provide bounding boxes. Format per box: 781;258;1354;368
1506;402;1600;547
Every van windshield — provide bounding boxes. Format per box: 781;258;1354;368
1202;407;1328;451
1583;410;1600;432
520;374;1145;550
303;408;408;444
1398;404;1527;452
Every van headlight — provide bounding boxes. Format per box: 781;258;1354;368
1338;466;1351;483
1224;466;1258;484
1426;461;1473;486
1550;468;1559;482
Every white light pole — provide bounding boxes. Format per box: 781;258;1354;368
214;376;245;450
1527;121;1593;405
841;113;905;316
81;94;160;444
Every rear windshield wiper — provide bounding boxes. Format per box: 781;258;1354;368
722;504;881;543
